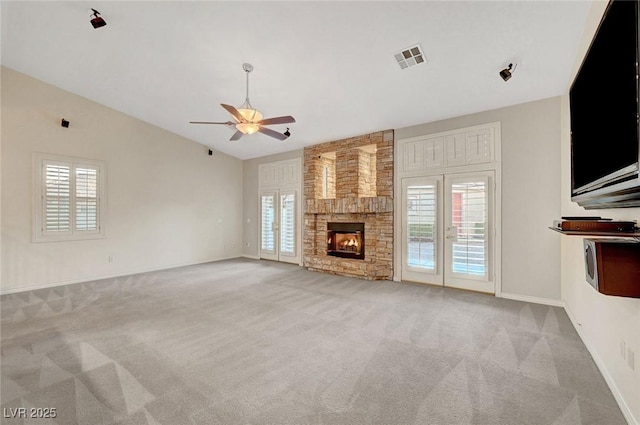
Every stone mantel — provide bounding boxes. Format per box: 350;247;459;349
304;196;393;215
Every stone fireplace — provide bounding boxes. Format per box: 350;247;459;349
303;130;393;280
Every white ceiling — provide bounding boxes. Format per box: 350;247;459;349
1;1;594;160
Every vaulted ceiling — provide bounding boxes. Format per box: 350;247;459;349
2;1;594;160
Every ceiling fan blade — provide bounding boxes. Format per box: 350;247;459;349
258;126;288;141
221;104;245;123
189;121;235;126
257;116;296;126
229;130;244;141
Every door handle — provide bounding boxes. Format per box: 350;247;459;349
446;226;458;242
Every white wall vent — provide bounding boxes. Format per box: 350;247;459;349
394;44;426;69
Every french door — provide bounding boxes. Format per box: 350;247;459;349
260;189;299;264
401;171;495;293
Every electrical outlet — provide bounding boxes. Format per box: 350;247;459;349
108;255;114;263
628;348;635;371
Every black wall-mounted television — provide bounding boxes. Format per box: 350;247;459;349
570;0;640;209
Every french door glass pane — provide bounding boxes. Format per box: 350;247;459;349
280;193;295;254
261;195;275;252
407;185;436;270
451;181;487;276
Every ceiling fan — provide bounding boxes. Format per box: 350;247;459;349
190;63;295;141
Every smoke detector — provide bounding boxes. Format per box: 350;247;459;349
394;44;426;69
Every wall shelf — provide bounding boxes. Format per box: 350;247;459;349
548;227;640;237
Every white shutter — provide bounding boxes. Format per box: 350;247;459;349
450;180;487;277
445;133;466;167
424;137;444;169
43;162;71;233
402;140;424;172
75;166;99;231
280;193;296;255
261;195;275;252
406;184;437;270
465;128;493;165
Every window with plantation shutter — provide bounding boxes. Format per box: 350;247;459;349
33;153;106;242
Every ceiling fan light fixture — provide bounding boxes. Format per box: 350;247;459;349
236;122;260;135
189;63;295;142
237;107;263;123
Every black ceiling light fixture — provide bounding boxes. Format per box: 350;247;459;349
500;63;516;81
284;128;291;138
90;8;107;29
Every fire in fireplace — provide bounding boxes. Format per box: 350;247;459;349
327;222;365;260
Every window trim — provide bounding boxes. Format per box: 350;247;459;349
32;152;107;243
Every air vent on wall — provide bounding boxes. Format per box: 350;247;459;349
394;44;426;69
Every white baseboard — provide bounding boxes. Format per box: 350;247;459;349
500;292;564;307
241;254;260;260
0;255;241;295
562;302;637;425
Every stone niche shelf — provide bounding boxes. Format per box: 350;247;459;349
303;129;394;280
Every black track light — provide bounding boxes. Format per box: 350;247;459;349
90;8;107;29
500;63;515;82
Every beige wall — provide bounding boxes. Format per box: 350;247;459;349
242;149;303;258
396;97;562;301
1;68;244;293
245;98;562;301
559;2;640;423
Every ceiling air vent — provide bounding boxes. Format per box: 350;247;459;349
394;44;426;69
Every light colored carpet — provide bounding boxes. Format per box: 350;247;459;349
1;258;627;425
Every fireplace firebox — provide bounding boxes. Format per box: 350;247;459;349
327;222;365;260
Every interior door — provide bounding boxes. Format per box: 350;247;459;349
401;171;495;294
260;189;299;264
444;172;494;293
